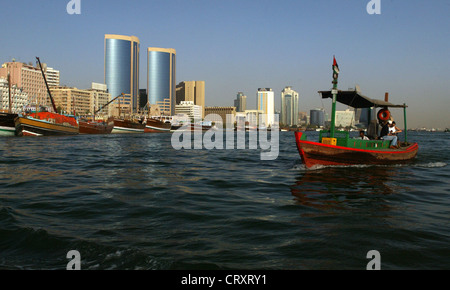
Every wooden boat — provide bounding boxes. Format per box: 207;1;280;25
295;57;418;168
144;117;171;133
79;117;114;134
0;112;18;136
112;118;146;134
14;57;79;137
15;111;79;136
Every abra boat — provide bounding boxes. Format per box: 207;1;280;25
79;117;114;134
294;57;418;168
15;57;79;136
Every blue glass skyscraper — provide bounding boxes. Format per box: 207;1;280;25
104;34;140;114
147;47;176;115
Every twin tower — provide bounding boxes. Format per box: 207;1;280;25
104;34;176;116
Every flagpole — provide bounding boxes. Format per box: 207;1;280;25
330;56;339;138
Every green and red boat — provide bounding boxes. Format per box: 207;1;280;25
294;57;418;168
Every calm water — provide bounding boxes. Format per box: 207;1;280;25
0;131;449;270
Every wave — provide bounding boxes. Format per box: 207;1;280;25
292;161;447;171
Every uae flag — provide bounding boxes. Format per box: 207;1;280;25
333;56;339;74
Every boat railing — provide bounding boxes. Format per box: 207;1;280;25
319;130;390;149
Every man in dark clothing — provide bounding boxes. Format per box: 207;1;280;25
380;120;398;149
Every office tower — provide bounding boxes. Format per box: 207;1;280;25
104;34;140;114
335;109;355;128
234;92;247;112
310;108;325;127
205;106;237;125
147;47;176;116
176;81;205;118
281;86;299;126
256;88;274;126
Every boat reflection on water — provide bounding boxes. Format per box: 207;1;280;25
290;165;408;213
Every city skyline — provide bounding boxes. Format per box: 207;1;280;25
0;0;448;128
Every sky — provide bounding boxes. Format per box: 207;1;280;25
0;0;448;129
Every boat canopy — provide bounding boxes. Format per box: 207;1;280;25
319;90;407;108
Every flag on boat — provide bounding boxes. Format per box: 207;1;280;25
333;56;339;74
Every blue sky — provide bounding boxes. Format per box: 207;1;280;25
0;0;448;128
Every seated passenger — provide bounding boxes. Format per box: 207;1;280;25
359;130;369;140
380;120;398;149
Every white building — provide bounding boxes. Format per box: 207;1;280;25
281;86;299;126
45;67;60;87
0;77;28;113
335;109;355;128
175;101;202;121
257;88;274;126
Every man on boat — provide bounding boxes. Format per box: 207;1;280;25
380;120;399;149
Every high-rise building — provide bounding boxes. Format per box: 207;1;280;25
310;108;325;127
176;81;205;118
104;34;140;114
281;86;299;126
335;109;355;128
256;88;275;126
147;47;176;116
0;61;50;107
234;92;247;112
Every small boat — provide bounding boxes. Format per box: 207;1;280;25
15;57;79;137
79;117;114;134
112;118;146;134
294;57;418;168
144;117;171;133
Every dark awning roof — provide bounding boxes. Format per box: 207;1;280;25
319;90;407;108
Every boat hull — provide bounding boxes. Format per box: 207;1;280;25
295;131;418;168
144;118;171;133
15;115;79;136
79;117;114;134
0;113;18;136
112;119;145;134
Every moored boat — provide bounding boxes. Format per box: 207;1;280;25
144;117;171;133
0;112;18;136
79;117;114;134
294;57;418;168
15;57;79;137
112;118;146;134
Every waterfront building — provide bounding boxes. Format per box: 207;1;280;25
244;110;264;127
0;61;50;107
205;106;236;125
281;86;299;127
234;92;247;112
298;112;308;126
50;84;111;117
147;47;176;116
44;66;60;87
87;83;111;117
335;109;355;128
310;108;326;127
0;77;28;113
104;34;140;113
175;101;202;121
176;81;205;118
256;88;274;126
